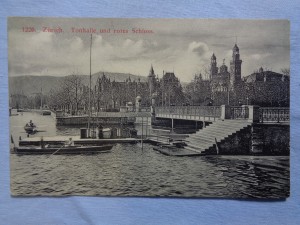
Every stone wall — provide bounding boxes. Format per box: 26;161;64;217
205;124;289;155
252;124;289;155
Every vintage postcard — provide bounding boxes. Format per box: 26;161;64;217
9;17;290;198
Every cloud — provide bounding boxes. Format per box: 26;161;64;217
249;53;272;60
188;41;210;58
8;18;290;83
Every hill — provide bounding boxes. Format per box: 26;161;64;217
9;72;147;96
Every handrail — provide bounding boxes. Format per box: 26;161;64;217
259;107;289;123
155;106;221;117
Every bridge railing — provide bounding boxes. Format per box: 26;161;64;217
230;106;249;119
259;107;289;123
155;105;289;124
155;106;221;117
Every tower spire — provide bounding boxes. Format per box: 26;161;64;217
148;64;155;77
230;41;242;86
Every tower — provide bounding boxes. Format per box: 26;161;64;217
148;64;156;97
210;53;218;80
230;44;242;85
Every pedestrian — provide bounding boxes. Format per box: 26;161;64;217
98;124;103;139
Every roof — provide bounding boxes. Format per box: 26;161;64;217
244;70;289;83
233;44;239;52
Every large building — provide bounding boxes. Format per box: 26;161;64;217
209;44;242;105
243;67;289;106
95;65;185;110
95;73;150;110
209;44;289;106
147;67;185;106
210;44;242;91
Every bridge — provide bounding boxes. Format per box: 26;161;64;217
155;105;289;124
153;105;289;154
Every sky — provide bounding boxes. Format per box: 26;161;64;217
8;18;290;82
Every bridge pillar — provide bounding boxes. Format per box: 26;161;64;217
221;105;231;120
248;105;260;122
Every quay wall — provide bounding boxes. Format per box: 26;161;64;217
205;124;290;155
56;116;132;126
55;112;151;126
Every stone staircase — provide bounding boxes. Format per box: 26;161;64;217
184;120;252;154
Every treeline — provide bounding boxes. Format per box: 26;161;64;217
10;69;290;113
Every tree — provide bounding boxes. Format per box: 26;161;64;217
184;73;211;105
281;68;290;76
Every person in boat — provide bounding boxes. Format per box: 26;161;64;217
29;120;34;127
65;137;75;147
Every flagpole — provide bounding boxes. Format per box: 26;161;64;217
88;34;92;137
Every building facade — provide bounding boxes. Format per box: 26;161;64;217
243;67;289;106
208;44;289;106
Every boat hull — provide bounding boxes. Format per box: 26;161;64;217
24;126;37;134
42;110;51;116
14;145;113;155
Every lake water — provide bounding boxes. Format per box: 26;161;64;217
10;112;290;198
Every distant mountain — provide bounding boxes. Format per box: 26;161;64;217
9;72;148;96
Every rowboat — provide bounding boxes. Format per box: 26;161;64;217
13;144;113;155
41;110;51;116
24;124;37;133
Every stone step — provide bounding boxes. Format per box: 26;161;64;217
190;130;237;139
187;136;230;146
187;142;215;150
187;133;230;143
186;137;214;144
181;120;252;152
202;123;250;130
198;122;250;130
183;145;205;153
188;130;232;138
197;130;241;138
190;124;250;137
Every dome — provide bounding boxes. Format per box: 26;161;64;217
219;64;228;73
219;59;228;73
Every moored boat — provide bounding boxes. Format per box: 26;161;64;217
41;110;51;116
13;144;113;155
24;124;37;134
